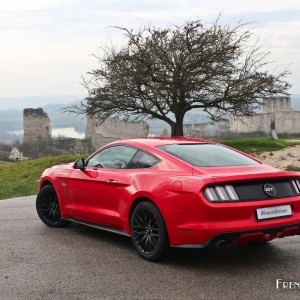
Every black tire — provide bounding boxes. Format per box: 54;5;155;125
131;201;169;261
36;185;71;228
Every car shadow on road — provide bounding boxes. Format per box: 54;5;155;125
67;222;294;270
165;243;279;267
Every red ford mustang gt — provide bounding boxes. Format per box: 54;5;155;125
36;137;300;261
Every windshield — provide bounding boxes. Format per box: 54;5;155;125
158;143;260;167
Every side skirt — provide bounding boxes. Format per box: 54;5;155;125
65;218;131;237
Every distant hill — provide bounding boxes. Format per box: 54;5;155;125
0;95;85;110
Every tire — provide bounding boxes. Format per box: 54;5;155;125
131;201;169;261
36;185;71;228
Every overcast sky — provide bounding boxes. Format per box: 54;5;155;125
1;0;300;104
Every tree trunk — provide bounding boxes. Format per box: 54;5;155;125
171;114;184;136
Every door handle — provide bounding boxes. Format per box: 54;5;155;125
105;179;118;183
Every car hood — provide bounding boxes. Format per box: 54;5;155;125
192;164;300;183
42;163;74;177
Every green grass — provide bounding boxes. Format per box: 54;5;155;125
0;155;81;200
221;137;295;154
285;165;300;172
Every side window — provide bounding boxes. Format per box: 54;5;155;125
86;146;138;169
128;150;158;169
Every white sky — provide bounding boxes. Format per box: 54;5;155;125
1;0;300;102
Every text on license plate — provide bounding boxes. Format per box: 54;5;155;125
256;205;292;221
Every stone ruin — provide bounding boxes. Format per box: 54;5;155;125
180;96;300;139
86;116;149;149
183;119;230;139
20;108;149;156
23;108;51;143
14;96;299;161
232;96;300;136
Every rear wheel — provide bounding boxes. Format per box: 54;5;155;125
131;201;169;261
36;185;71;227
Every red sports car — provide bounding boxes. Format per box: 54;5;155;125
36;137;300;261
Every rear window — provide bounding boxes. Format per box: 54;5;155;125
157;143;260;167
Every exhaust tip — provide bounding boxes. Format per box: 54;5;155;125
215;239;227;248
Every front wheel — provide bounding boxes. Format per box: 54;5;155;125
131;201;169;261
36;185;71;227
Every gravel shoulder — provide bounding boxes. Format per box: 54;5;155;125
256;144;300;170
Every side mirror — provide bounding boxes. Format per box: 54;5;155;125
74;158;85;170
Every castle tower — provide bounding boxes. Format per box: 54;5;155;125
23;108;51;143
263;96;291;113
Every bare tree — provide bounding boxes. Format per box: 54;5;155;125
69;19;290;136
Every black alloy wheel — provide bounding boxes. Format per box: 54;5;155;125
36;185;71;227
131;201;169;261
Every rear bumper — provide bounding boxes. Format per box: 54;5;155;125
173;223;300;248
162;193;300;247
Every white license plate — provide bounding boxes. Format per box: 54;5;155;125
256;205;292;220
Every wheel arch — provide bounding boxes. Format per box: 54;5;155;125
128;196;155;223
36;184;71;228
40;180;53;189
38;179;71;219
128;196;170;260
128;197;170;242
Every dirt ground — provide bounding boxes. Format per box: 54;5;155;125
256;142;300;170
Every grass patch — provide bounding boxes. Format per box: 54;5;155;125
221;137;294;154
285;165;300;172
0;155;81;200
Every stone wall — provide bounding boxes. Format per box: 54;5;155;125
86;116;149;149
23;108;51;143
183;119;230;138
272;111;300;134
232;111;300;135
52;138;89;155
232;113;271;134
215;119;230;136
263;96;291;113
183;123;209;138
232;96;300;135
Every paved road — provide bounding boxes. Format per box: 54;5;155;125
0;196;300;300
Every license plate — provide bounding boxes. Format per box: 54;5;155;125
256;205;292;221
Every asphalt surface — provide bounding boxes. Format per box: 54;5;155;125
0;196;300;300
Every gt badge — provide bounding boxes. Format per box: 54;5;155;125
263;183;276;197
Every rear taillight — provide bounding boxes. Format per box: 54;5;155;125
291;179;300;194
204;185;239;202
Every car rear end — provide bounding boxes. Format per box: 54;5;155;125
172;168;300;248
156;141;300;248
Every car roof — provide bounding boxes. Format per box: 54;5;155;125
110;137;214;148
